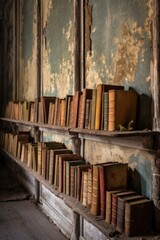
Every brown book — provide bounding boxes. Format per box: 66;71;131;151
87;167;93;208
78;88;92;129
111;191;136;226
57;154;81;193
60;98;66;127
76;164;91;201
82;171;88;206
95;84;124;130
71;91;81;128
48;102;55;125
54;149;72;187
108;89;138;131
116;194;144;233
90;164;101;216
99;162;126;219
65;95;73;127
90;88;97;130
53;97;59;125
41;96;56;124
124;198;153;237
48;148;70;185
34;97;40;123
65;159;85;196
106;189;125;224
32;145;38;171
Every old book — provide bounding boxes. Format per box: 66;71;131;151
90;88;97;130
34;97;40;123
76;164;91;201
95;84;124;130
48;102;55;125
57;154;81;193
54;149;72;187
99;162;127;219
124;198;153;237
111;190;136;226
116;194;144;233
82;171;88;206
32;145;38;171
90;164;101;216
78;88;92;129
71;91;81;128
48;148;70;185
37;141;65;176
87;167;93;208
108;89;138;131
103;92;109;130
84;99;91;129
65;95;73;127
41;96;56;124
106;189;125;224
53;97;60;126
65;159;85;196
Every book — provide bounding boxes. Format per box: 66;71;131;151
82;171;88;206
116;194;144;233
108;89;138;131
124;198;153;237
58;154;81;193
76;164;91;201
95;84;124;130
99;162;128;219
65;159;85;196
106;189;125;224
90;164;100;216
90;88;97;130
60;98;66;127
78;88;92;129
48;102;55;125
103;92;109;130
65;95;73;127
48;148;71;185
72;91;81;128
41;96;56;124
87;167;93;208
111;190;136;226
54;150;72;187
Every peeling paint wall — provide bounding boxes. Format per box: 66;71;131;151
19;0;38;101
86;0;152;96
42;0;74;98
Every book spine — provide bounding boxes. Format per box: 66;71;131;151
91;88;97;130
70;166;75;197
82;171;88;207
87;168;92;208
90;166;100;216
104;92;109;130
37;142;42;175
99;166;106;219
85;99;91;129
95;85;102;130
108;90;116;131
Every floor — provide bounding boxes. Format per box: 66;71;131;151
0;159;68;240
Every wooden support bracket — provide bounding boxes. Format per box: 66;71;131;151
30;126;40;143
70;133;81;155
71;211;80;240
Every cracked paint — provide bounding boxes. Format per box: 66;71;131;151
42;0;74;98
19;0;37;101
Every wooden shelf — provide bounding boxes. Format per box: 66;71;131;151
0;117;158;138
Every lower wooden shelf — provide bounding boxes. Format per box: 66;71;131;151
0;148;158;240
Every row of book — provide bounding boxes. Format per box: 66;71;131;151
4;84;139;131
0;130;153;237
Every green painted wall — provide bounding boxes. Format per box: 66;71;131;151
86;0;152;96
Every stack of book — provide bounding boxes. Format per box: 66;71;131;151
4;83;146;131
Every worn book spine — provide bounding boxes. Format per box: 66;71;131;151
99;166;106;219
72;91;80;128
48;149;54;184
108;90;116;131
91;88;97;130
37;142;42;175
85;99;91;129
87;168;92;208
95;84;102;130
90;165;100;216
82;171;88;207
104;92;109;130
70;165;75;197
60;99;66;127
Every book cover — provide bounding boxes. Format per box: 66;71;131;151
108;89;138;131
78;88;92;129
72;91;81;128
124;198;153;237
58;154;81;193
116;194;144;233
95;84;124;130
111;190;136;226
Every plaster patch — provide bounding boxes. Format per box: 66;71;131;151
144;0;153;39
43;19;74;98
19;0;38;101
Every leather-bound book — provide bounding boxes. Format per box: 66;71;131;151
106;189;125;224
76;164;91;201
84;99;91;129
103;92;109;130
82;171;88;206
87;167;93;208
65;159;85;196
65;95;73;127
116;194;144;233
60;98;66;127
53;97;59;126
90;164;100;216
41;96;56;124
71;91;81;128
124;198;153;237
32;145;38;171
90;88;97;130
111;191;136;226
95;84;124;130
78;88;92;129
108;89;138;131
58;154;81;193
48;102;55;125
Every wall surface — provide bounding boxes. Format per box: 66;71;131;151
85;0;152;96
